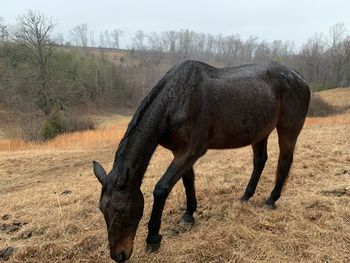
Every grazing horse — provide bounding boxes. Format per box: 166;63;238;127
92;60;310;262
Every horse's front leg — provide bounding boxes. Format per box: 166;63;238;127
146;154;199;252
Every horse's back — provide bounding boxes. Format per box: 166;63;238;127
161;61;310;151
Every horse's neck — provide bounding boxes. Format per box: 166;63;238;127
117;110;166;185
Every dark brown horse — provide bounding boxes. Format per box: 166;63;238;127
92;60;310;262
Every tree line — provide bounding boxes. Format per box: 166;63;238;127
0;10;349;140
127;25;350;90
79;26;349;89
2;11;349;92
26;20;349;90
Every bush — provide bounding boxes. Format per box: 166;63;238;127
41;113;68;140
41;112;95;140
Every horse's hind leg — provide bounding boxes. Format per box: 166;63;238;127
265;128;299;209
240;136;268;202
179;167;196;225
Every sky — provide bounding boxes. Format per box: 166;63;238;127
1;0;350;49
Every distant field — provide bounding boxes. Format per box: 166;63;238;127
0;88;349;262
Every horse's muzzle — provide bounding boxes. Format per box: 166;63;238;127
112;251;126;262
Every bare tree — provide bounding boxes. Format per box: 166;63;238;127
69;30;79;46
300;33;325;83
90;30;95;47
243;36;259;62
327;23;347;87
110;29;123;49
328;22;346;49
0;16;8;42
15;10;56;115
54;32;64;46
147;32;162;51
104;30;111;48
341;37;350;86
70;23;88;47
164;31;177;52
178;30;192;58
99;31;105;47
253;41;271;63
132;30;146;50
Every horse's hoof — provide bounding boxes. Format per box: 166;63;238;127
239;196;249;204
179;213;194;226
263;202;277;210
146;242;161;253
146;234;162;253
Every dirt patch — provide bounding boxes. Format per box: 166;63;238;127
60;190;72;195
1;215;10;221
335;168;349;176
0;247;15;261
0;220;28;234
18;230;33;240
321;187;350;197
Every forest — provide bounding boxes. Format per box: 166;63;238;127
0;10;349;140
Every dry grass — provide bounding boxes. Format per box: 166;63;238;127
317;88;350;107
0;119;129;152
305;113;350;126
1;89;350;263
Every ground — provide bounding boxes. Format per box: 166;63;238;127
0;89;349;262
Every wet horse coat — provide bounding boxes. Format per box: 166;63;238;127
93;60;310;262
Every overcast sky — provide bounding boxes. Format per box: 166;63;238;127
2;0;350;49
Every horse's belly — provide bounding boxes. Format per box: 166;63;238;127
207;111;278;149
208;127;271;149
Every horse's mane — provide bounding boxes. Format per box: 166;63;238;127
112;67;176;170
104;75;168;192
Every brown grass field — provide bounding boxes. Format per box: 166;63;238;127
0;88;349;262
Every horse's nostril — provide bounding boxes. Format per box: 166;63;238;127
113;252;126;262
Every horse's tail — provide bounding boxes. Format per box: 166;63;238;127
267;63;305;87
287;68;311;111
267;63;310;101
288;68;309;89
267;62;311;128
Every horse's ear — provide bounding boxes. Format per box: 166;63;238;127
93;161;106;185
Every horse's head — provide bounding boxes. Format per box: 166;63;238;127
93;161;144;262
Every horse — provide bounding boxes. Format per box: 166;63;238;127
92;60;310;262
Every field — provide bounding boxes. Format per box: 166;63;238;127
0;88;349;262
